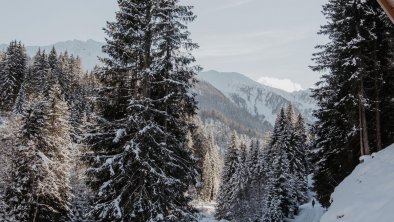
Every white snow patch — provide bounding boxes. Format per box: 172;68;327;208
194;201;228;222
257;76;303;93
37;151;52;166
321;144;394;222
0;116;6;129
113;128;126;143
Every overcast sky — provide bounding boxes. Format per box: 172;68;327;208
0;0;327;89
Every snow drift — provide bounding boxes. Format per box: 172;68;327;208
321;144;394;222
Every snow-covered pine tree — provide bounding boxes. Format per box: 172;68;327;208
311;0;394;207
285;103;296;125
29;49;51;98
12;81;28;114
199;130;221;202
215;132;239;221
285;105;308;206
293;113;308;204
186;116;209;200
48;47;60;89
189;116;206;171
199;131;213;202
243;140;264;220
85;0;200;221
68;55;87;136
231;142;250;221
42;83;74;221
6;84;73;221
55;51;86;136
0;41;27;112
261;108;297;220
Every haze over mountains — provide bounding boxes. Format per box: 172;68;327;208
1;39;316;139
0;39;105;71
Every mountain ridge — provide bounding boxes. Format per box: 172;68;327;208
198;70;316;126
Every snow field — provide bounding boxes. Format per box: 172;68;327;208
321;144;394;222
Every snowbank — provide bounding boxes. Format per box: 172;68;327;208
321;144;394;222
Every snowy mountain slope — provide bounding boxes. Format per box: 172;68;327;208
1;39;105;70
194;80;272;136
320;144;394;222
198;70;316;126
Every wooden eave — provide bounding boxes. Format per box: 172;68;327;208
378;0;394;23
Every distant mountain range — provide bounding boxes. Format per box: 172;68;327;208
1;40;316;138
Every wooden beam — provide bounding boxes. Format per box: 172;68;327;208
378;0;394;23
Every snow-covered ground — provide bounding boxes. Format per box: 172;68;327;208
321;144;394;222
194;202;227;222
288;201;325;222
287;175;325;222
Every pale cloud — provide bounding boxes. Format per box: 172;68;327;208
218;0;255;10
257;76;304;93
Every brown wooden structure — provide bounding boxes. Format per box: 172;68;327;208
378;0;394;23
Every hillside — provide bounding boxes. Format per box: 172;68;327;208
194;80;272;137
198;70;316;127
320;144;394;222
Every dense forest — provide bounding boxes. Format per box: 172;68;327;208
0;0;393;222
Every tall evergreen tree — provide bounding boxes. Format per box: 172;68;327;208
215;132;239;221
29;49;51;97
261;108;297;220
230;142;250;221
243;140;264;221
293;114;309;204
199;130;221;202
12;81;27;115
85;0;200;221
0;41;27;112
286;106;308;206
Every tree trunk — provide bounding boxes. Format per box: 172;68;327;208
142;3;152;98
359;79;370;155
359;89;365;156
373;37;382;152
375;81;382;151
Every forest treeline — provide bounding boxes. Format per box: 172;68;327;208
215;105;310;222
